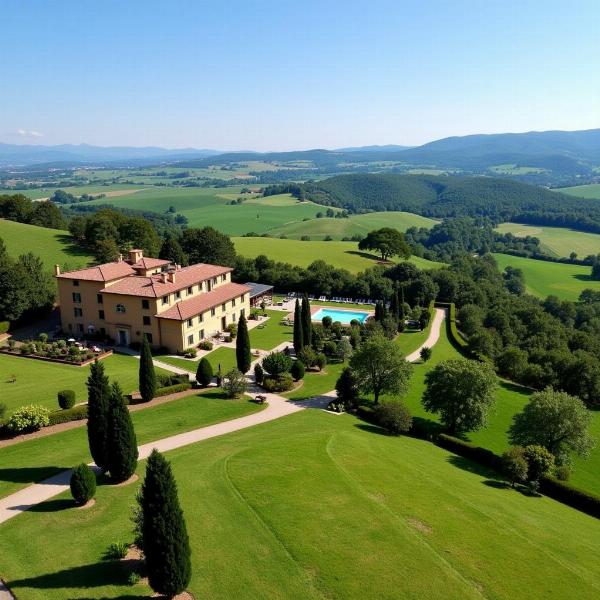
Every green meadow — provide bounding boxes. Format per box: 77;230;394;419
6;184;143;200
234;237;442;273
496;222;600;258
559;183;600;199
0;407;598;599
492;253;600;301
0;219;93;270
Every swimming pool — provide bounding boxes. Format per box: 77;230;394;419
312;308;370;325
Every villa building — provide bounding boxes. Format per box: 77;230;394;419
55;249;250;353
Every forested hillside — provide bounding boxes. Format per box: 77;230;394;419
272;174;600;234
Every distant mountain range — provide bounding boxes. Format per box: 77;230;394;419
2;128;600;184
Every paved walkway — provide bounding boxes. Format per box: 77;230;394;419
0;310;445;527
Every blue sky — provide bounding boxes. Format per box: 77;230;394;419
1;0;599;150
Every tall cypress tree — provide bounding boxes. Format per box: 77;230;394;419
107;381;138;482
301;294;312;347
139;335;157;403
293;298;304;353
235;314;252;373
390;287;400;323
86;359;111;471
140;449;191;597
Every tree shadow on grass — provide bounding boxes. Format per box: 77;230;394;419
345;250;391;264
55;234;94;262
446;454;502;480
354;423;388;436
573;273;594;283
9;498;74;513
0;466;68;486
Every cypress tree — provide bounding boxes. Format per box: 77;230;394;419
301;294;312;347
390;288;400;323
86;359;111;471
374;301;383;322
196;357;213;387
236;314;252;373
107;381;138;482
140;449;191;597
139;334;157;403
293;298;304;353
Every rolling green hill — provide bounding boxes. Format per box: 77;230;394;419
495;222;600;258
233;237;442;273
559;183;600;199
0;219;93;270
492;253;600;301
269;211;437;240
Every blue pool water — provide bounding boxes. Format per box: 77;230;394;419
312;308;370;324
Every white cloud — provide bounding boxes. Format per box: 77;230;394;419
14;128;44;138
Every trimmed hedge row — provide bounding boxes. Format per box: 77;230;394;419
155;382;192;397
540;476;600;519
436;433;502;470
49;405;88;426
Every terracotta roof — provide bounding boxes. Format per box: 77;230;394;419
56;261;136;282
131;257;170;270
99;263;232;298
157;282;250;321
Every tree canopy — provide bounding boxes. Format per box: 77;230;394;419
358;228;411;261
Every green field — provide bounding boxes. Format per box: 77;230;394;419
0;353;168;415
4;184;144;200
0;219;93;270
0;391;262;499
234;237;442;273
269;211;437;240
489;164;546;175
496;222;600;258
0;407;598;599
559;183;600;199
492;253;600;300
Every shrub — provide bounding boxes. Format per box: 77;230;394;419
523;445;555;483
8;339;16;350
554;465;571;481
226;323;238;339
198;340;213;351
322;316;333;328
7;405;50;433
297;346;316;367
0;321;9;334
290;360;305;381
155;382;192;397
183;347;197;358
128;572;141;586
501;446;528;487
57;389;76;410
376;400;412;435
196;357;213;387
436;434;502;470
70;463;96;505
314;353;327;371
104;541;129;560
335;367;359;408
323;341;337;357
20;344;33;355
327;400;345;413
254;363;264;384
420;346;432;362
262;351;292;376
222;368;247;398
539;476;600;519
48;404;88;426
263;373;294;392
38;332;48;343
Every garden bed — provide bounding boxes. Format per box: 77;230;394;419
0;347;112;367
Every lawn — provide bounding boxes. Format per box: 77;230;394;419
268;210;437;240
158;347;238;376
492;252;600;301
393;320;600;495
0;409;598;599
0;391;262;499
0;353;168;415
234;237;442;274
3;184;143;200
249;310;293;350
283;361;346;401
495;222;600;258
0;219;93;271
559;183;600;199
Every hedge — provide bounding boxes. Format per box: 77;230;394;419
435;433;502;470
155;382;192;397
48;404;88;426
57;389;76;410
435;302;469;350
0;321;9;334
540;476;600;519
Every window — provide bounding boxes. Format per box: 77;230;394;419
96;294;103;304
232;298;236;307
240;308;245;318
116;304;126;313
77;323;84;333
232;313;236;322
187;318;193;327
211;308;216;317
143;316;151;326
162;296;169;305
72;280;79;287
72;292;81;303
188;334;194;345
68;323;72;331
213;277;217;286
187;286;193;295
221;274;226;282
198;282;203;292
146;333;153;344
241;294;245;302
221;303;226;312
98;310;105;320
200;329;205;339
74;307;83;317
175;291;181;299
199;313;204;323
142;299;150;310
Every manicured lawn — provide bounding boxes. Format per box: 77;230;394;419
283;361;346;401
495;222;600;258
158;347;237;376
249;310;293;350
234;237;442;274
0;219;93;271
0;353;168;415
492;253;600;301
393;322;600;495
0;391;262;499
394;306;435;356
0;410;598;599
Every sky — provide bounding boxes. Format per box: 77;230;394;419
1;0;599;151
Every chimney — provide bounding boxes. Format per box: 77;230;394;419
167;271;176;283
128;249;143;264
54;264;61;276
117;253;123;262
160;273;168;283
